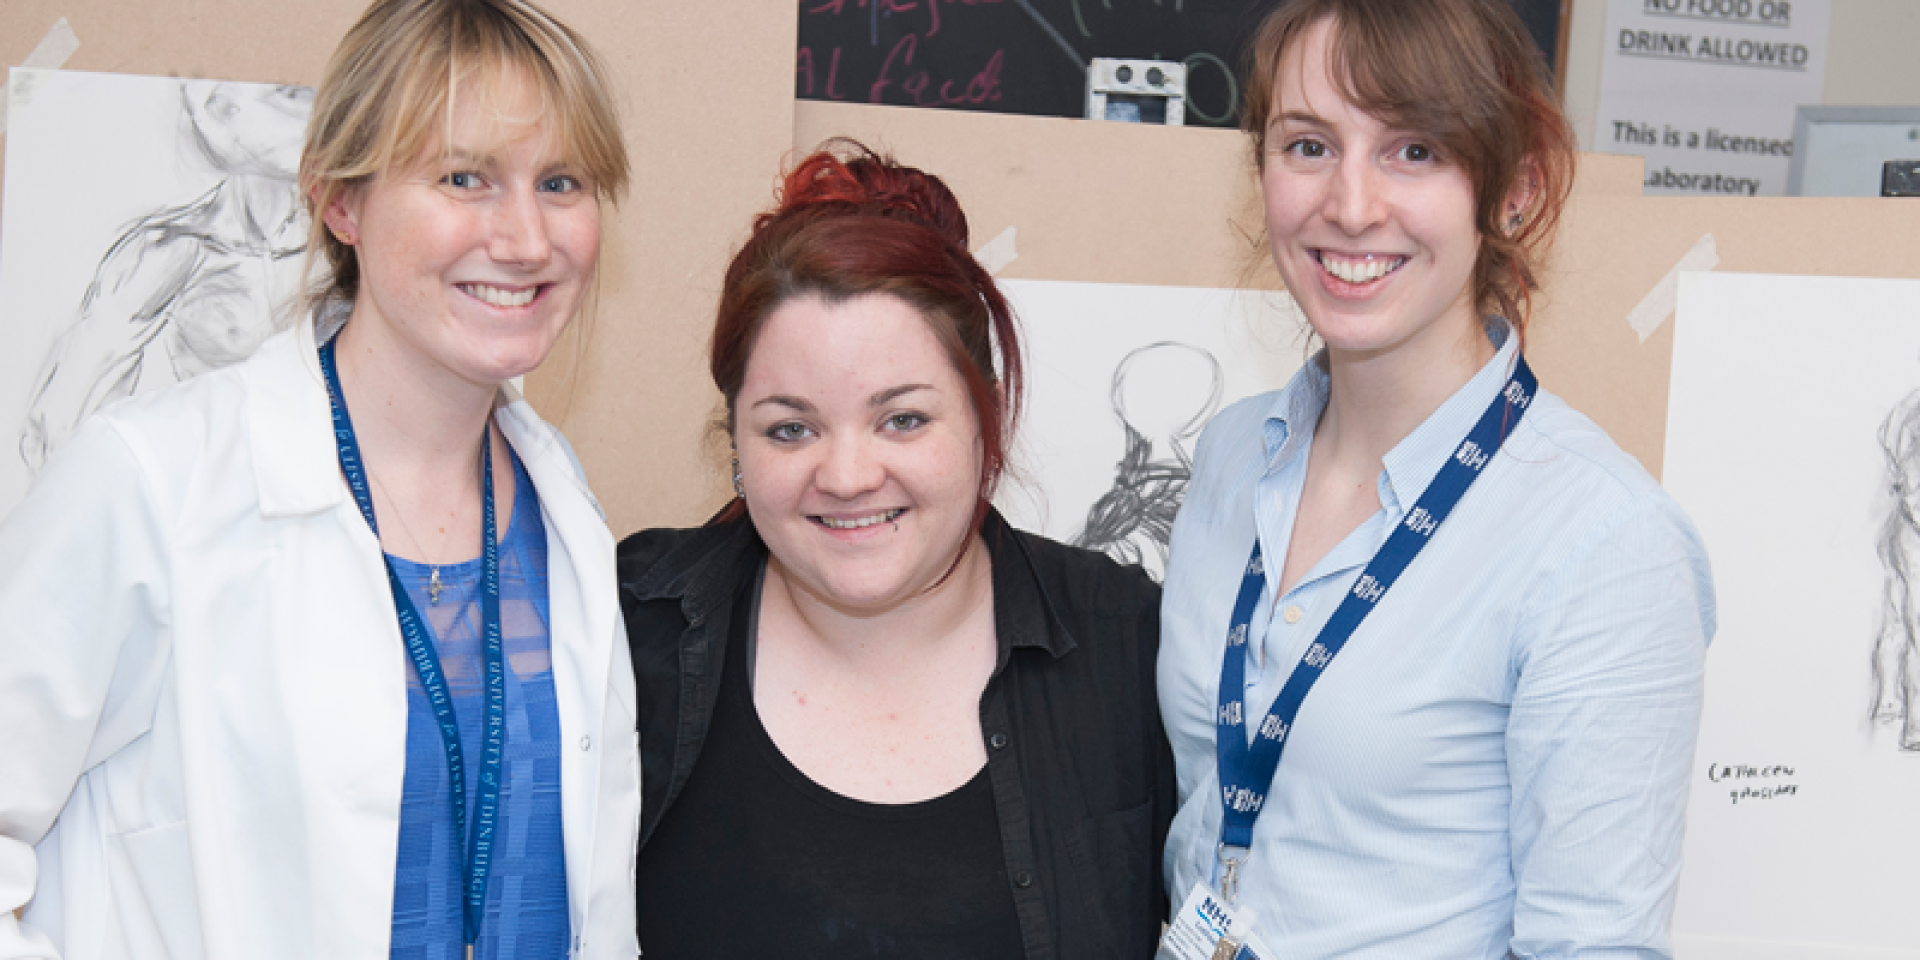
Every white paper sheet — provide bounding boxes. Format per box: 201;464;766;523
0;69;311;516
994;279;1308;581
1664;271;1920;959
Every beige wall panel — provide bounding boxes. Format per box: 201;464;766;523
1578;152;1645;195
801;102;1884;480
1536;194;1920;478
796;100;1278;290
524;4;798;535
0;0;797;535
0;1;354;82
9;1;1920;536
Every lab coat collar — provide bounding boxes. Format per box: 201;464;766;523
242;304;605;526
244;305;347;519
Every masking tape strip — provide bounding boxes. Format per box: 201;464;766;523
975;225;1018;276
1626;232;1719;343
1;19;81;136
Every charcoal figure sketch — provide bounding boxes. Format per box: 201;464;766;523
17;80;312;473
1662;272;1920;957
990;280;1304;579
1071;341;1222;581
1873;388;1920;751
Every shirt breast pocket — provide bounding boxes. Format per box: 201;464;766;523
1063;799;1154;954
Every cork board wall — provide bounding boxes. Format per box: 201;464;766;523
7;3;1920;532
794;98;1920;480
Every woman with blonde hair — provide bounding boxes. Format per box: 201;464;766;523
0;1;638;956
1155;1;1714;957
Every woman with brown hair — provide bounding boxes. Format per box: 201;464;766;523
619;141;1174;958
0;1;637;956
1155;1;1715;957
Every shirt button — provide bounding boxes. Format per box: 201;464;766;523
1013;870;1034;888
989;732;1009;750
579;735;593;751
1283;605;1303;624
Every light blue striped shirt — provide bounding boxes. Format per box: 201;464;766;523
1158;321;1715;959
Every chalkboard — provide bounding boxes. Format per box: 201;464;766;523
796;0;1567;129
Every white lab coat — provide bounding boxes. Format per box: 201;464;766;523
0;314;640;959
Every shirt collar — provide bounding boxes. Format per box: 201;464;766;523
1259;317;1519;512
982;508;1077;663
1259;357;1330;467
1379;318;1518;513
626;510;765;625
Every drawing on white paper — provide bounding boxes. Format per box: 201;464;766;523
1662;272;1920;960
1872;389;1920;751
1070;342;1222;580
18;80;311;470
995;280;1306;580
0;70;313;515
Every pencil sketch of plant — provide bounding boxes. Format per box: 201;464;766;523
17;80;311;473
1872;387;1920;751
1071;341;1222;582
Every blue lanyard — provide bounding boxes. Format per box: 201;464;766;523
1214;356;1537;880
319;340;505;950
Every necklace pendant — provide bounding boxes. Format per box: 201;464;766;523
428;567;445;605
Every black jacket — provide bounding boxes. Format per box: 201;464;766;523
618;509;1175;959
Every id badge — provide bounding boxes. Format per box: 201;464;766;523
1156;883;1276;960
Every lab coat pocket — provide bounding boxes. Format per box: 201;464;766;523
111;820;206;958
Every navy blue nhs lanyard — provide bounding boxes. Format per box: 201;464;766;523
1214;355;1537;882
318;340;506;951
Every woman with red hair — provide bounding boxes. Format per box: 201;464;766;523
617;141;1175;958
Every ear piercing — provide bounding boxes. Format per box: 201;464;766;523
731;454;744;499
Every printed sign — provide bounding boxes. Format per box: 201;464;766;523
1594;0;1832;196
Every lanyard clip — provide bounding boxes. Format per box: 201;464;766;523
1216;843;1251;905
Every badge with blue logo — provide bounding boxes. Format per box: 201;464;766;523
1157;884;1274;960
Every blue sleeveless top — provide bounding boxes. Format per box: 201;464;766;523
387;452;569;959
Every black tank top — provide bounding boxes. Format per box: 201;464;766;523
636;575;1026;958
